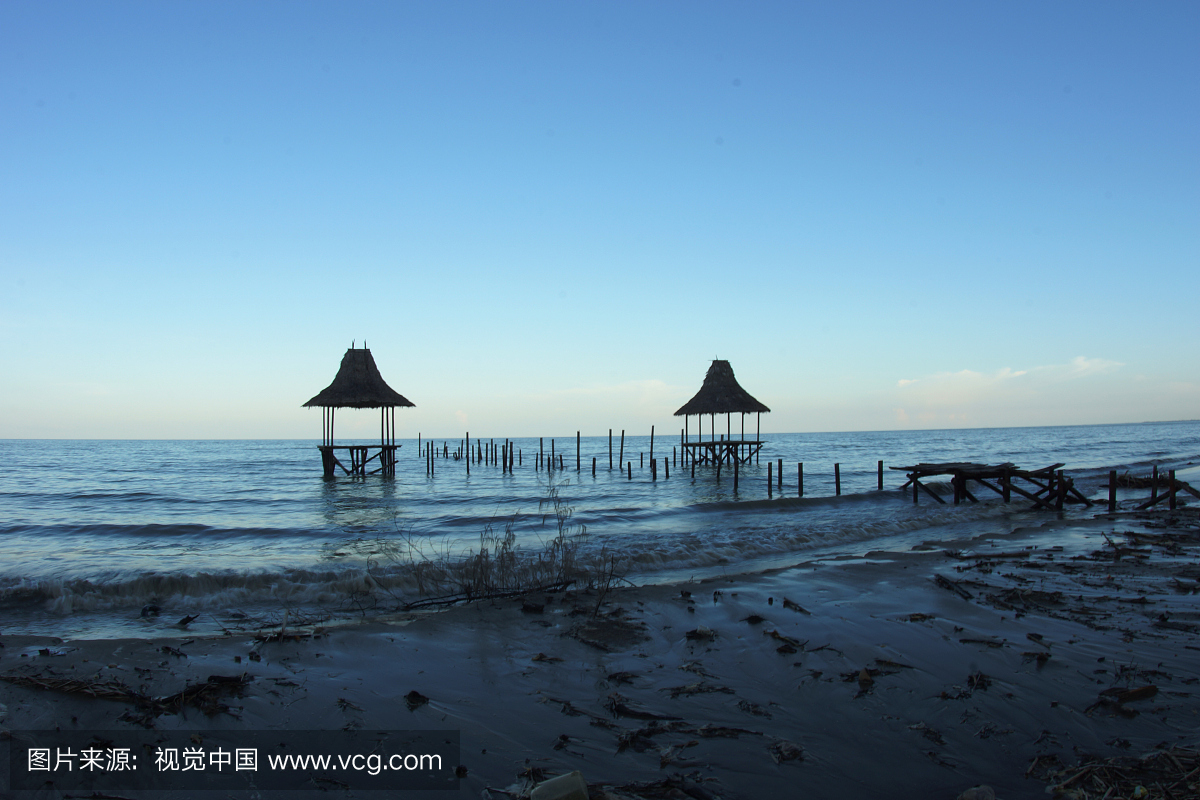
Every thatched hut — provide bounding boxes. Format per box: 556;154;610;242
675;360;769;465
303;344;414;476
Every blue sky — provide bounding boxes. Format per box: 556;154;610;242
2;1;1196;439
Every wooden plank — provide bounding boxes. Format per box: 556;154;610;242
913;478;946;504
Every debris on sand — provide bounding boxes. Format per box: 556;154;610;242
606;692;681;721
1033;745;1199;798
782;597;811;615
662;681;734;699
567;613;650;652
768;739;805;763
0;672;252;721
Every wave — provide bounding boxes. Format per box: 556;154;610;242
0;487;1020;620
0;522;322;540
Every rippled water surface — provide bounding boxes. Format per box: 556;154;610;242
2;422;1197;637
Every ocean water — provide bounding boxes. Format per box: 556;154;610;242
1;421;1197;639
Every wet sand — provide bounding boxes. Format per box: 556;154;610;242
2;509;1198;799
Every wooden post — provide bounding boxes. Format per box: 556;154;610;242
640;453;643;468
664;457;669;479
651;459;657;481
1151;465;1159;504
619;431;624;473
767;461;772;497
650;425;654;465
628;461;632;480
877;460;884;491
1169;469;1177;510
1056;470;1066;510
798;463;803;497
1108;469;1116;512
673;446;677;467
551;438;555;466
733;455;739;492
540;437;544;471
835;463;841;496
756;413;760;464
778;458;783;491
592;456;596;477
609;429;613;470
577;431;581;472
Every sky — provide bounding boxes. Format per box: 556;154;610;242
1;1;1197;439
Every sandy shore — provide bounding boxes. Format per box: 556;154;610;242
2;509;1198;799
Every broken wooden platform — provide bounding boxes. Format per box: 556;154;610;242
891;462;1093;510
682;438;764;466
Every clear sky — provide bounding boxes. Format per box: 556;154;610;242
2;1;1196;439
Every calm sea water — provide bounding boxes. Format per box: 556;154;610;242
2;422;1198;638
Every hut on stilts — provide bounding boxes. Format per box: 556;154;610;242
675;360;770;466
303;344;414;477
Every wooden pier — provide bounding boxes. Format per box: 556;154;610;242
893;462;1093;510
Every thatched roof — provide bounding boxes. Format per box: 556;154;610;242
674;360;770;416
303;348;415;409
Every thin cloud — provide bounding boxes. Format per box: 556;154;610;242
1066;356;1123;377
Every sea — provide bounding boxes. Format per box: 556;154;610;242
2;421;1198;640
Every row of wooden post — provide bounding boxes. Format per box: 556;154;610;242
419;427;769;472
415;431;896;497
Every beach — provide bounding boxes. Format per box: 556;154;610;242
3;508;1198;799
